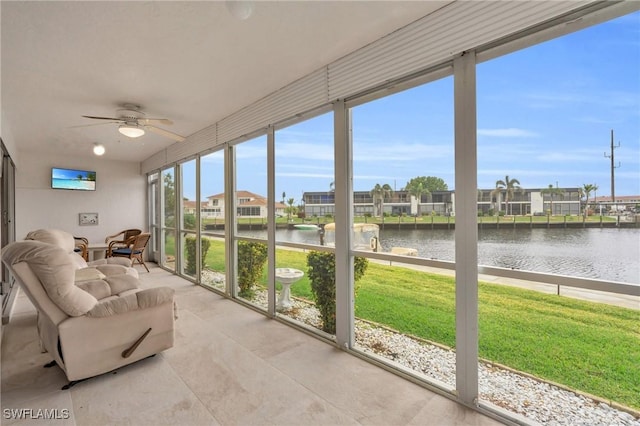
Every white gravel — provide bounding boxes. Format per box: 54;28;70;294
202;272;639;426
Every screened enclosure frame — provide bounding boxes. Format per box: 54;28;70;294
145;3;640;424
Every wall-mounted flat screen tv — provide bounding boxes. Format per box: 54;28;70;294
51;167;96;191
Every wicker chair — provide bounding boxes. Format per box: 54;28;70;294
105;229;142;256
108;233;151;272
73;236;89;261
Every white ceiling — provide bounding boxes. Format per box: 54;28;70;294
1;1;449;163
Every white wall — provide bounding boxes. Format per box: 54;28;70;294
15;150;146;243
530;192;544;215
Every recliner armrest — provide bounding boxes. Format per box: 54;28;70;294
86;287;174;318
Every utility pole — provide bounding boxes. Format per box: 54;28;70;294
604;129;620;204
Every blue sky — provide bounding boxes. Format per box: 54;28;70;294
190;11;639;202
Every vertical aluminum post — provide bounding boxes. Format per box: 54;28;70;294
175;165;183;275
454;50;479;405
334;100;354;348
225;145;237;297
195;156;202;280
267;126;276;316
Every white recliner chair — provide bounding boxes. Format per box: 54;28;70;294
1;231;176;389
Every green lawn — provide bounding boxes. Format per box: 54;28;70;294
200;239;639;409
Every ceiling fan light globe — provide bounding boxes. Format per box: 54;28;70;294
226;1;253;20
118;125;145;138
93;144;106;156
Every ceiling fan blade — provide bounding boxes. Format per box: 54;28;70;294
70;122;117;128
81;115;123;121
145;125;185;142
139;118;174;126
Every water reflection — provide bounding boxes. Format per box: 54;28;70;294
237;227;640;283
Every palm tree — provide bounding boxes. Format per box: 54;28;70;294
370;183;393;217
285;197;297;221
406;181;430;216
494;175;521;215
489;187;501;215
541;184;564;216
579;183;598;219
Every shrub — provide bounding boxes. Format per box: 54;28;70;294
306;251;368;334
237;241;268;298
184;236;211;275
183;213;196;230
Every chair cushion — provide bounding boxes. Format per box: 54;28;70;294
86;287;175;318
75;280;112;300
2;241;97;316
26;229;91;269
74;268;106;283
112;248;142;255
25;229;76;253
112;248;132;255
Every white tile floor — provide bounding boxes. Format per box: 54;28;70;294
1;264;503;425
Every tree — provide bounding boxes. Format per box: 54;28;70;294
405;176;448;192
541;184;564;216
494;175;521;215
489;187;501;214
405;176;448;216
163;172;176;227
406;181;429;216
285;197;297;221
370;183;393;217
579;183;598;219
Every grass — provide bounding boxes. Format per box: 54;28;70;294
199;238;639;410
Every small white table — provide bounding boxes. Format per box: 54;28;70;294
275;268;304;311
87;243;109;262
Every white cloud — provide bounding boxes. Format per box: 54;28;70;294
276;172;335;179
275;142;334;161
352;141;452;162
477;128;538;138
355;174;407;181
278;163;333;172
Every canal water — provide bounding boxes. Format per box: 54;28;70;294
239;227;640;284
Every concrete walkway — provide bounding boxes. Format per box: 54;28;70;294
380;259;640;310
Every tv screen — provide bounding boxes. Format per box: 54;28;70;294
51;167;96;191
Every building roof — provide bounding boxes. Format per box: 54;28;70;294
594;195;640;203
207;190;264;200
183;200;208;209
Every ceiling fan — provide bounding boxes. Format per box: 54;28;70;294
80;104;185;142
